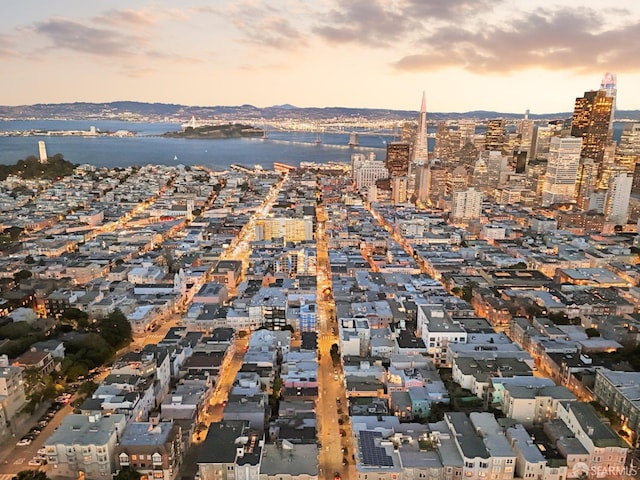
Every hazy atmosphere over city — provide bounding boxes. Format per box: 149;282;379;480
3;0;640;112
5;2;640;480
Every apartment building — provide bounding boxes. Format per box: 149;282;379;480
45;413;127;480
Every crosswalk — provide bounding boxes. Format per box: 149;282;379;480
1;474;18;480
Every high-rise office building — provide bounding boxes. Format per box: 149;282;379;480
515;110;535;158
600;72;617;127
435;122;461;162
615;123;640;171
575;158;599;210
530;122;564;160
632;162;640;196
471;156;489;191
525;160;547;201
413;91;429;162
458;121;476;145
351;153;388;190
473;151;508;194
542;137;582;206
605;172;632;225
485;119;506;152
570;89;614;164
385;142;412;177
447;166;468;194
427;159;447;205
513;151;527;174
392;176;409;204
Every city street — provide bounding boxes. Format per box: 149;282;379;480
0;400;75;478
315;201;356;480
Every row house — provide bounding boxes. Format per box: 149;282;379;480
115;420;183;480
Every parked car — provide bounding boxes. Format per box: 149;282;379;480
37;447;47;456
16;438;32;447
28;458;44;466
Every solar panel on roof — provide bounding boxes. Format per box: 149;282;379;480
359;431;394;467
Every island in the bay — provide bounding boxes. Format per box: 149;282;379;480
163;122;265;139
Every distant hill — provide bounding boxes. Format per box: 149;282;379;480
1;101;639;122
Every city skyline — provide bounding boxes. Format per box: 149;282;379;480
2;1;640;113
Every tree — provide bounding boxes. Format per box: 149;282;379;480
461;281;477;302
585;327;601;338
61;307;90;331
509;262;528;270
12;470;50;480
13;269;32;285
77;380;99;397
97;309;132;348
330;343;340;365
114;467;141;480
5;226;24;240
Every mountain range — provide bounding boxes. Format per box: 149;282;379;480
2;101;640;123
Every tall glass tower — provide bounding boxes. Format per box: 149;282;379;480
570;89;614;164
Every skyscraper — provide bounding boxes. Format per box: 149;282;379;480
600;72;617;126
605;172;632;225
413;91;429;162
485;119;506;152
414;161;429;204
391;176;409;204
615;123;640;171
424;160;447;206
575;158;598;210
385;142;412;177
435;122;461;163
570;89;614;164
542;137;582;206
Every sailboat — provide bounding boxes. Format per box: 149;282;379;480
314;131;322;145
174;155;178;161
261;123;269;140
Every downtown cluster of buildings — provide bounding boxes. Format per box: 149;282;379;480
352;73;640;232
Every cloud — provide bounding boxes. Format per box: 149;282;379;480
404;0;503;21
311;0;502;48
211;1;307;51
313;0;411;47
238;16;308;49
32;14;197;67
393;7;640;74
94;8;156;28
34;17;142;57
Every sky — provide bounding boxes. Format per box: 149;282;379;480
2;0;640;113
